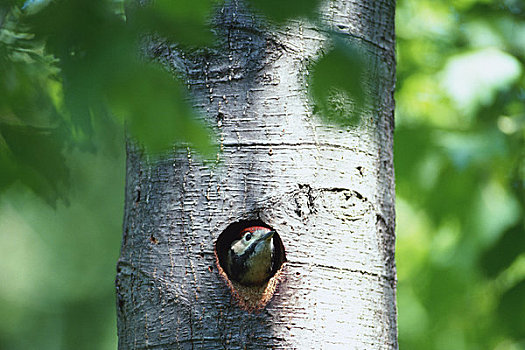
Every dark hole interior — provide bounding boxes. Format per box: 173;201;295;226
215;219;286;283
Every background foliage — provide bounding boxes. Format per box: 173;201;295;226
395;0;525;349
0;0;523;349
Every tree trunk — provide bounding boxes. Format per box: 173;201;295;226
116;0;397;348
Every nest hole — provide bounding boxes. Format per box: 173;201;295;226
214;219;286;311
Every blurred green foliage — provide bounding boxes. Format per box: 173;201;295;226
310;36;368;126
248;0;319;23
395;0;525;349
0;115;124;350
1;0;524;349
1;0;216;204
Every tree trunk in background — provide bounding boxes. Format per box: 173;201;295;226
116;0;397;348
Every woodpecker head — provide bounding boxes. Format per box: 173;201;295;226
226;226;275;285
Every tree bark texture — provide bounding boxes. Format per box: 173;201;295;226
116;0;397;348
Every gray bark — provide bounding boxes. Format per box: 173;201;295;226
116;0;397;348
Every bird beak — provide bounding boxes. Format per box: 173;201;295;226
260;230;275;241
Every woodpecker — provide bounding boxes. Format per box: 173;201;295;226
226;226;276;285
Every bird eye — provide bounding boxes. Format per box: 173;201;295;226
245;233;252;241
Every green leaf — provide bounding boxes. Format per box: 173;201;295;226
247;0;320;23
107;63;215;155
480;223;525;278
310;37;368;126
497;279;525;339
128;0;215;47
26;0;126;138
27;0;215;155
0;123;70;205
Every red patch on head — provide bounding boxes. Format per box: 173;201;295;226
240;226;270;236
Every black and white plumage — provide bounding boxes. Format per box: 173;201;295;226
226;226;275;285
